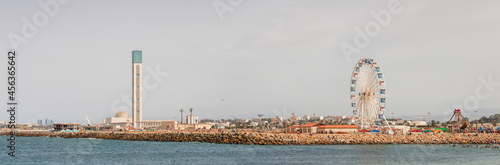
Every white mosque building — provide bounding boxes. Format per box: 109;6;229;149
102;111;132;127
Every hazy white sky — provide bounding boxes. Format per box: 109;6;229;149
0;0;499;123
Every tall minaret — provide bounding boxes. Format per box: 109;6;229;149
132;50;143;128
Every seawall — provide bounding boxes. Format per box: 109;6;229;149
1;131;499;145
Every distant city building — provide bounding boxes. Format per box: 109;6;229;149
290;113;301;121
45;119;54;125
261;117;282;122
0;120;6;125
132;50;143;128
184;108;199;124
186;115;198;124
11;123;39;130
271;117;283;122
37;119;43;125
251;118;261;122
303;115;310;120
309;116;323;121
234;118;248;123
324;115;343;121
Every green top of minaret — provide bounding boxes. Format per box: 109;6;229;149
132;50;142;63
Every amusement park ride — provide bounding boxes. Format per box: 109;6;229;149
445;109;471;133
350;58;392;131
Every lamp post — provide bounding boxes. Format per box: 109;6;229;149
180;109;184;124
474;110;478;130
427;112;431;127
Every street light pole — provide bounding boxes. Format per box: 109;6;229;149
427;112;431;127
474;110;478;130
179;109;184;124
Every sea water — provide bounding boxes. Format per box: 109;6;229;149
0;136;498;164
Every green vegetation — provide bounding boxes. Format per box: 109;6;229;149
471;114;500;125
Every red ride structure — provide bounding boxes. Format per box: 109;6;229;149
445;109;471;133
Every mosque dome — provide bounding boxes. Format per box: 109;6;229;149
115;111;129;118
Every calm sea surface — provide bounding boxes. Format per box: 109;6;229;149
1;136;499;165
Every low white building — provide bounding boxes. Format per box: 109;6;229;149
249;122;258;126
186;115;198;124
407;120;427;127
140;120;178;129
218;122;231;127
383;125;410;134
102;111;132;127
175;123;212;130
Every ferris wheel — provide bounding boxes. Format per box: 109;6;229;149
350;58;391;130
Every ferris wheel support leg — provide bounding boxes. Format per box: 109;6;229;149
382;114;393;131
360;101;364;130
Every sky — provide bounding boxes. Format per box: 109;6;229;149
0;0;499;124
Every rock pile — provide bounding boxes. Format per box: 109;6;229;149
1;131;499;145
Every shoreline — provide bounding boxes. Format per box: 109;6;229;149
2;131;500;145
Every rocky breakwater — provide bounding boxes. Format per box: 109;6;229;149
1;131;499;145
